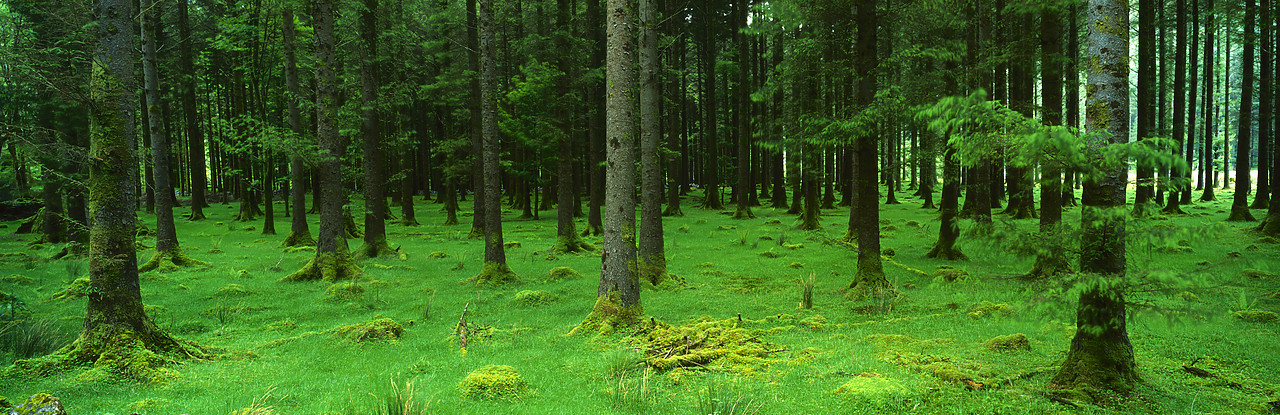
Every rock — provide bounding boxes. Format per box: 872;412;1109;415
984;333;1030;351
8;393;66;415
458;365;530;401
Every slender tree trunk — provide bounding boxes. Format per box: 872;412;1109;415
554;0;589;252
584;0;606;236
1029;5;1068;277
638;0;668;284
1165;0;1189;214
732;0;755;220
284;0;359;282
179;0;206;220
357;0;397;258
470;0;515;285
1051;0;1139;398
1254;0;1273;210
281;6;314;247
1228;0;1257;222
851;0;886;291
1184;0;1200;202
1134;0;1157;215
663;1;686;217
467;0;486;238
1200;0;1216;202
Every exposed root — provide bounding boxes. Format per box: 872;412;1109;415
138;248;208;273
463;261;519;286
281;250;362;282
569;291;643;337
280;231;316;247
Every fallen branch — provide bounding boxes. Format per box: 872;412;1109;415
456;302;470;350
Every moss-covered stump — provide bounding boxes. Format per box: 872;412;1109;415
324;282;365;302
1233;310;1278;322
984;333;1030;352
570;291;643;336
512;290;556;307
8;393;66;415
545;266;583;281
13;208;46;234
138;249;207;273
638;316;784;376
332;318;404;343
48;277;91;301
463;261;519;286
552;235;595;254
458;365;531;401
281;251;362;282
279;232;315;248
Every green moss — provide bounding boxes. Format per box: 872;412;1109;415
49;277;91;301
758;250;783;258
966;301;1013;319
2;274;35;284
800;314;828;330
933;266;969;282
512;290;556;307
789;262;804;268
503;241;521;249
128;398;171;412
1242;269;1276;279
427;251;449;258
833;376;906;398
281;250;362;282
333;318;404;343
638;315;784;374
1175;291;1200;302
782;243;804;250
216;284;251;297
8;393;64;415
458;365;531;401
984;333;1030;352
324;282;365;302
570;291;643;336
464;261;519;286
546;266;583;280
1233;310;1278;322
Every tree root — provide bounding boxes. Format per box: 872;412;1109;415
138;248;208;272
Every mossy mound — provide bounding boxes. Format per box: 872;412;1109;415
966;301;1013;318
984;333;1030;351
833;375;907;400
457;365;531;401
128;398;171;413
427;251;449;258
2;274;34;284
463;261;519;286
8;393;65;415
637;315;784;375
503;241;521;249
1242;269;1276;279
860;334;985;389
571;291;643;336
216;284;251;297
782;243;804;250
933;266;969;282
789;262;804;268
49;277;90;301
138;249;208;273
546;266;583;281
332;318;404;343
1233;310;1278;322
8;328;215;386
512;290;557;307
324;282;365;302
1176;291;1200;302
758;250;783;258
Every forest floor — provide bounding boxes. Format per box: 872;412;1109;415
1;187;1278;414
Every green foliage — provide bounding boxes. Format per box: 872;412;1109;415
695;381;762;415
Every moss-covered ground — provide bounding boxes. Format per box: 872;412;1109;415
1;189;1277;414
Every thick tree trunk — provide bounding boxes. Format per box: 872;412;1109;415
850;0;886;291
1254;0;1273;210
1228;0;1257;222
357;0;397;258
1051;0;1139;399
1133;0;1157;216
1029;6;1068;277
731;0;755;220
179;0;207;220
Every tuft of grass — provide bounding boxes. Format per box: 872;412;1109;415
695;382;762;415
64;259;85;280
230;386;283;415
371;377;430;415
799;273;815;309
0;318;71;360
737;230;750;246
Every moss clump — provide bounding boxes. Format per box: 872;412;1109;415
571;291;643;336
1242;269;1276;279
216;284;251;297
8;393;64;415
833;376;906;399
984;333;1030;352
933;266;969;282
503;241;521;249
324;282;365;302
1233;310;1278;322
1175;291;1200;302
137;248;208;273
281;250;362;282
3;274;35;284
333;318;404;343
800;314;828;330
966;301;1013;318
513;290;556;307
284;246;314;254
128;398;171;413
427;251;449;258
789;262;804;268
638;315;783;374
782;243;804;250
546;266;583;281
458;365;531;401
464;261;519;286
758;250;783;258
49;277;91;301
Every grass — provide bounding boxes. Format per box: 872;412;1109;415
0;187;1277;414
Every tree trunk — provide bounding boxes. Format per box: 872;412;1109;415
1051;0;1139;399
1165;0;1189;214
1254;0;1273;210
1228;0;1257;222
470;0;515;285
179;0;207;220
1199;0;1216;202
356;0;397;258
928;129;965;260
638;0;668;284
281;6;314;247
698;3;723;211
467;0;486;238
851;0;886;291
1029;5;1067;277
1133;0;1157;215
577;0;643;334
554;0;590;253
584;0;606;236
1183;0;1199;203
732;0;755;220
284;0;359;282
663;0;686;217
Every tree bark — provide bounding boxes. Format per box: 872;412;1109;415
851;0;886;291
1254;0;1273;210
732;0;755;220
179;0;207;220
1228;0;1257;222
1029;4;1067;277
1165;0;1189;214
1051;0;1139;398
1133;0;1157;215
1199;0;1216;202
357;0;397;258
281;6;314;247
638;0;668;285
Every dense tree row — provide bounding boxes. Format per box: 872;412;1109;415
0;0;1277;403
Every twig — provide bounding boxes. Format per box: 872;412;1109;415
456;302;470;349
